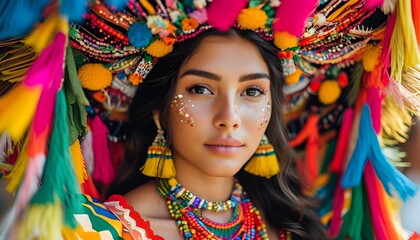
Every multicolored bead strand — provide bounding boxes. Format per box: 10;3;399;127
158;178;269;240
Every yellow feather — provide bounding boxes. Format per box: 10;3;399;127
23;12;61;52
0;84;42;141
4;137;29;193
69;139;87;184
391;0;420;82
17;201;63;240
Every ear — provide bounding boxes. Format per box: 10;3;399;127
152;110;162;129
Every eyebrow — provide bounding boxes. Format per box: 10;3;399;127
179;69;270;82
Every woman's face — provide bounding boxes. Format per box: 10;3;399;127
168;35;272;178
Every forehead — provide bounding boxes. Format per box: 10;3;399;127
179;35;269;75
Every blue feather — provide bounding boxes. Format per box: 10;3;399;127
342;105;418;201
60;0;86;23
106;0;128;10
0;0;50;40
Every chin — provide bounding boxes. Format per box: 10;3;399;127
203;164;244;177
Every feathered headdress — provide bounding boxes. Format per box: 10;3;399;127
1;0;419;239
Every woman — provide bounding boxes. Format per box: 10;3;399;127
88;28;328;239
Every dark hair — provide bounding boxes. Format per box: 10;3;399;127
107;28;328;239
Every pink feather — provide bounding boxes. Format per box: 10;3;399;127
90;116;115;184
364;162;388;240
273;0;318;36
206;0;248;31
381;13;396;67
363;0;384;11
367;88;383;134
329;108;354;173
328;181;345;237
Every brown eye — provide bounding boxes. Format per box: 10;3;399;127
242;87;264;97
186;85;212;95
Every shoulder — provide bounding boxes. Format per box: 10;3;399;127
123;181;170;220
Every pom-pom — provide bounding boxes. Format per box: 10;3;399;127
237;8;268;30
363;0;384;11
318;80;341;105
273;0;318;37
285;68;302;84
363;45;380;72
337;72;348;88
181;18;200;31
78;64;112;90
274;31;298;50
146;40;174;57
128;23;153;48
309;79;321;92
207;0;248;31
129;73;143;85
188;9;208;24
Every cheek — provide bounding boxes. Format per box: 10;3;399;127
244;98;271;132
170;92;196;127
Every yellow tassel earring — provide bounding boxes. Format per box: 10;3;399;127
140;114;176;178
244;134;280;178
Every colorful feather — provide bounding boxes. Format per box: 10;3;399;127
391;0;420;82
60;0;86;22
289;115;320;183
364;162;400;240
91;116;115;184
0;0;50;40
342;105;418;201
0;31;67;239
273;0;318;37
206;0;248;31
367;87;383;134
17;91;81;238
363;0;384;11
329;108;354;173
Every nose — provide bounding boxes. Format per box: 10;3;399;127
213;95;241;131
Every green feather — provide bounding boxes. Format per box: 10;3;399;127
336;184;364;240
63;46;89;145
344;63;363;106
31;90;81;228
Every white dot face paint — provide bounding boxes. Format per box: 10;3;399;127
248;98;271;131
171;92;195;127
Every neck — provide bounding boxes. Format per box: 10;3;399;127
173;160;235;203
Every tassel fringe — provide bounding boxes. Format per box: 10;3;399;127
141;146;175;178
245;135;280;178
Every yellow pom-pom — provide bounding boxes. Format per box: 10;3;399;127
318;80;341;105
146;40;174;58
274;31;298;50
237;8;268;29
78;64;112;90
285;68;302;84
363;45;380;72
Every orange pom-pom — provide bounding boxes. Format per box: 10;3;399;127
274;31;298;50
182;18;199;31
237;8;268;29
78;64;112;90
129;74;143;85
363;45;380;72
318;80;341;105
285;68;302;84
146;40;174;57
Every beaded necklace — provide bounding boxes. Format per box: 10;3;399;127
158;178;269;240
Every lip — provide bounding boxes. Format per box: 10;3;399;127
204;138;244;155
